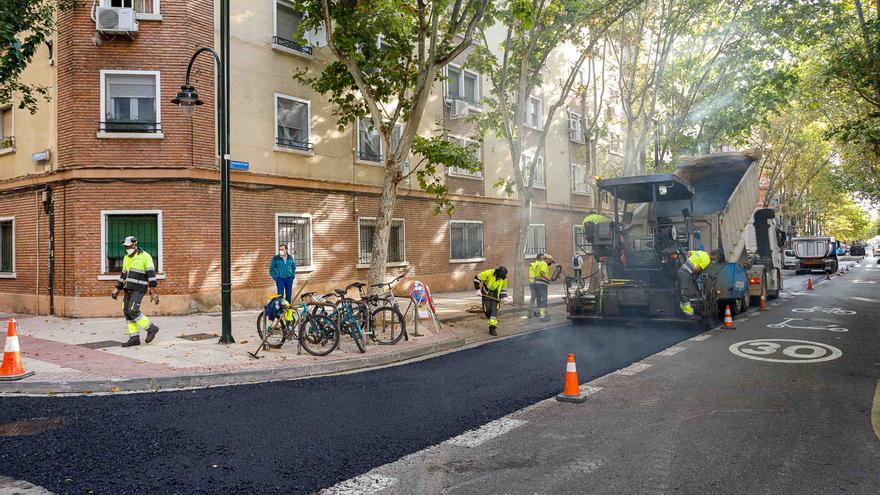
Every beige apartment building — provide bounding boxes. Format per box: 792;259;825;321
0;0;622;317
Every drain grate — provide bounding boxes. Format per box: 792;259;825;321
0;417;63;437
178;333;218;341
78;340;125;349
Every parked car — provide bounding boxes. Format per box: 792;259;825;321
783;249;797;269
850;244;866;257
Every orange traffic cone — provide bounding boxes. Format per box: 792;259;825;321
556;353;589;403
0;320;35;381
723;306;735;328
807;277;814;290
759;294;768;311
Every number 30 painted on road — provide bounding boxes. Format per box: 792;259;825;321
729;339;842;363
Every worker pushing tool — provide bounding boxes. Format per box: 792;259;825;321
473;266;508;336
677;249;721;316
534;254;553;319
527;254;545;318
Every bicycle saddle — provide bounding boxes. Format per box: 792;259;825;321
348;282;366;289
334;288;347;296
300;291;316;300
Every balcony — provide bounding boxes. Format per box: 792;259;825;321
273;36;313;56
569;128;585;144
275;137;313;153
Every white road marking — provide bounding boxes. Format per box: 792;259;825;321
729;339;842;364
446;418;527;448
853;280;877;284
766;318;848;332
853;297;880;303
690;334;712;342
319;473;398;495
791;306;855;315
656;346;685;357
615;362;653;376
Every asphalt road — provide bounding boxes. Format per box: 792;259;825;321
369;258;880;494
0;299;703;494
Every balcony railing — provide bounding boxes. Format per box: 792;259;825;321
0;136;14;150
100;121;162;133
358;150;383;163
273;36;313;56
569;128;585;143
275;137;313;152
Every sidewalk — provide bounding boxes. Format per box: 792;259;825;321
0;286;566;395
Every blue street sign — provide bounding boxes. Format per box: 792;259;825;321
229;160;249;170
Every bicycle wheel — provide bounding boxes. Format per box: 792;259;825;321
350;320;367;353
369;305;406;345
351;301;370;337
299;314;339;356
256;311;285;349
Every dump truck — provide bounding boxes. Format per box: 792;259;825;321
792;236;839;274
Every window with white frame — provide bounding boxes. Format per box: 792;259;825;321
446;64;479;104
525;224;546;257
275;94;311;151
358;218;405;265
0;106;12;150
446;136;482;178
100;71;160;134
525;96;542;129
273;0;311;55
104;0;159;17
357;118;402;163
276;214;312;267
450;221;483;260
573;224;591;254
102;212;161;274
568;111;584;142
0;218;13;274
571;162;590;194
520;152;545;188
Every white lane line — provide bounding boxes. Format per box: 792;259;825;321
656;346;685;357
690;334;712;342
853;297;880;303
319;473;398;495
446;417;528;448
615;362;653;376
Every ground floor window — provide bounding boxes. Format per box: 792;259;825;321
358;218;405;265
450;221;483;260
103;211;161;273
525;224;546;257
0;218;13;273
276;214;312;267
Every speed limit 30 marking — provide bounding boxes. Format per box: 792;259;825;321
729;339;842;363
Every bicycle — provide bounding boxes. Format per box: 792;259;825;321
330;287;368;353
353;278;408;345
256;292;339;356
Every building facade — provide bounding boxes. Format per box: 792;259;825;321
0;0;622;317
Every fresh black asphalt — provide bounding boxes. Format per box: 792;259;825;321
0;317;702;494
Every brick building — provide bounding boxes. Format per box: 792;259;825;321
0;0;623;317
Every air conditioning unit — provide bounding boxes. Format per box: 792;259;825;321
96;7;139;34
450;99;470;119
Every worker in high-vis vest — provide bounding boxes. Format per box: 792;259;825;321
534;254;553;318
111;236;160;347
527;254;545;318
473;266;508;336
677;249;719;316
582;210;607;226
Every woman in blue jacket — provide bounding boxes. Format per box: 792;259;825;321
270;244;296;303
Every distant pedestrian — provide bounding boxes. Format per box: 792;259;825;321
111;236;160;347
270;243;296;303
474;266;508;336
572;253;584;280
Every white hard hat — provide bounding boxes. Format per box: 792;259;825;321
122;236;138;246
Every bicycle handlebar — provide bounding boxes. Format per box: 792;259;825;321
370;273;406;289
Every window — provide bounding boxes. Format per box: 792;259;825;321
571;163;590;194
525;224;546;258
276;214;312;267
573;224;591;254
358;218;405;265
104;1;159;19
0;218;13;275
0;107;12;151
102;212;161;274
275;94;311;152
446;136;482;178
520;152;545;188
100;70;161;134
568;111;584;142
525;96;542;129
450;221;483;261
273;0;312;55
357;118;402;164
446;65;479;104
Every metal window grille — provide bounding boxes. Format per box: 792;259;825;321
525;225;546;257
450;222;483;259
105;214;159;273
359;219;404;264
574;225;592;254
277;216;312;266
0;220;12;272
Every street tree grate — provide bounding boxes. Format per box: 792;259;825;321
0;417;63;437
178;333;218;341
78;340;125;349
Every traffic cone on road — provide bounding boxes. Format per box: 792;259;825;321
0;320;35;381
556;354;590;404
723;306;735;329
759;294;768;312
807;277;814;290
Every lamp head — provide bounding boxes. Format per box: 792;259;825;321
171;84;203;117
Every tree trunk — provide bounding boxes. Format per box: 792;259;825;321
511;197;531;305
367;160;402;291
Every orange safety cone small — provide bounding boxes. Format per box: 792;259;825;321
0;320;35;381
556;354;589;403
807;277;814;290
759;294;768;312
723;305;735;329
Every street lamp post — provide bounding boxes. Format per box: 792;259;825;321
171;0;234;344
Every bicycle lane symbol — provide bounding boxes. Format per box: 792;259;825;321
729;339;842;363
791;306;856;316
767;318;848;333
